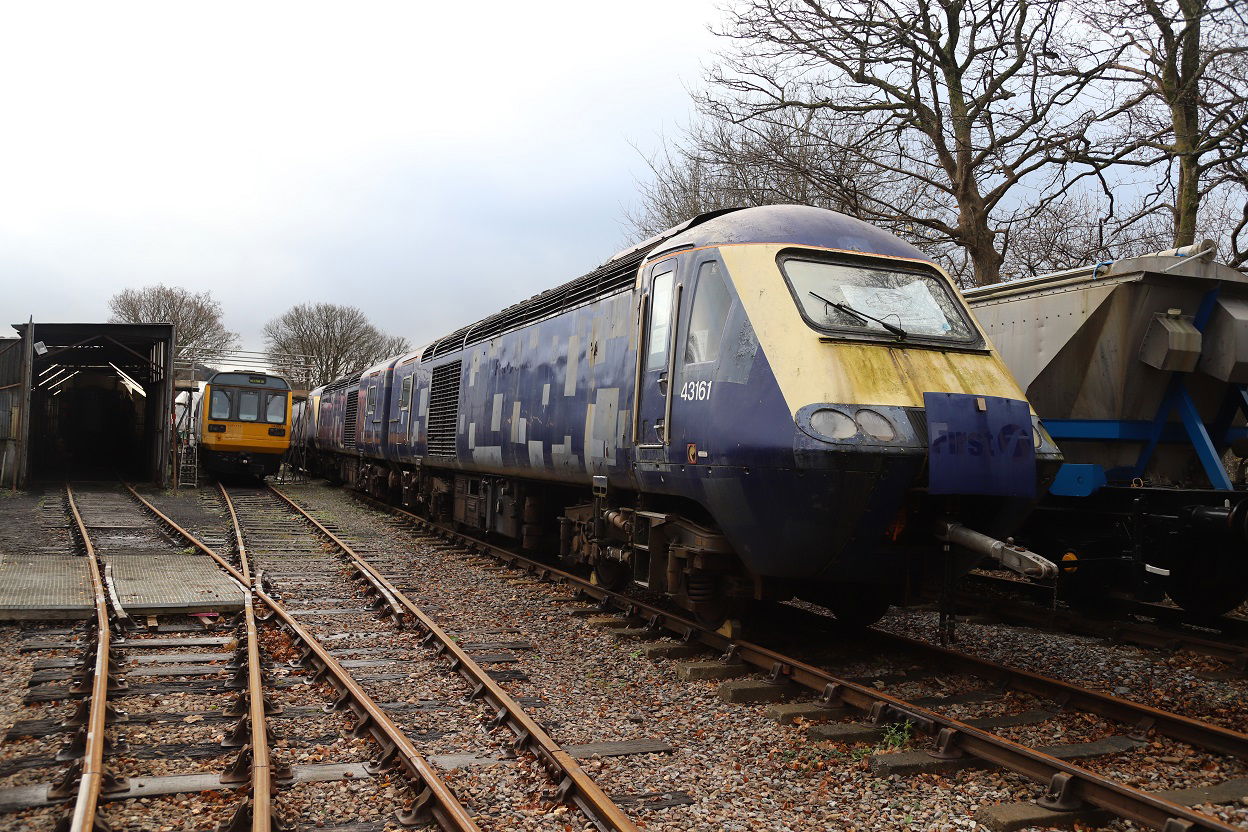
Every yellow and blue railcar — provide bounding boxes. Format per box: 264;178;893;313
197;371;292;478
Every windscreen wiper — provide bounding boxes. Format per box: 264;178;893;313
810;291;907;340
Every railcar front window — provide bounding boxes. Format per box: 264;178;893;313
209;389;232;420
238;391;260;422
781;258;975;342
265;392;286;423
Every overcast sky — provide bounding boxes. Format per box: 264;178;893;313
0;1;722;351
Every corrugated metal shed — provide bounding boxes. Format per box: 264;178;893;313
4;322;175;488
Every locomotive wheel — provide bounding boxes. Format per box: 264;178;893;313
1167;546;1248;619
591;561;631;592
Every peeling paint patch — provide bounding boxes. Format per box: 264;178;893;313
594;387;620;460
564;335;579;397
509;401;521;443
551;434;579;472
468;422;476;450
527;440;544;468
491;393;504;432
472;446;502;466
584;402;597;460
589;317;601;369
541;383;550;407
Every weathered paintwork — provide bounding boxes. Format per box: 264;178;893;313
298;205;1055;584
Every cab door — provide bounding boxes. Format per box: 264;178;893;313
634;259;681;454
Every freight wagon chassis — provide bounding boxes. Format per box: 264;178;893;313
1026;486;1248;618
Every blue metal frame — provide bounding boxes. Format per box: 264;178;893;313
1043;286;1248;493
1045;420;1248;443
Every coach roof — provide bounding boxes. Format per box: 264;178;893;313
652;204;931;264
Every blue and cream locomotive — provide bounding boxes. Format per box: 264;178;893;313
295;206;1061;626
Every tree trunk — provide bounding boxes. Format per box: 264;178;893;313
1169;0;1205;249
967;232;1005;285
957;189;1003;285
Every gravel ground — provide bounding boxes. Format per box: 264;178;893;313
284;483;1114;831
875;606;1248;734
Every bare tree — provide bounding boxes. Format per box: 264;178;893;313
1074;0;1248;249
626;116;877;238
108;284;239;357
263;303;411;389
698;0;1113;286
998;193;1177;276
627;116;973;280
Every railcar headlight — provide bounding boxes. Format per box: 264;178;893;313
855;409;896;441
268;427;286;436
810;408;858;440
208;424;225;433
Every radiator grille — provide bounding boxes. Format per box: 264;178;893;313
906;407;929;444
343;388;359;449
427;360;462;458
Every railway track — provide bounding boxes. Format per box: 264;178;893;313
331;486;1248;832
0;482;484;830
215;483;639;832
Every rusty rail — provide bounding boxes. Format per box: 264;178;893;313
266;485;640;832
216;482;279;831
56;485;126;832
121;482;481;831
353;491;1244;832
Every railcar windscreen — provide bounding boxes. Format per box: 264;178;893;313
210;389;232;420
238;391;261;422
265;393;287;423
780;257;977;344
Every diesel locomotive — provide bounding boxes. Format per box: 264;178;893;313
294;206;1062;627
194;370;293;478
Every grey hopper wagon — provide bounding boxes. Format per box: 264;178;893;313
964;243;1248;616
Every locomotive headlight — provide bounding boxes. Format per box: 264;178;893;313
855;409;896;441
809;408;858;440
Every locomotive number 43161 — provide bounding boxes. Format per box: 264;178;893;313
680;380;713;402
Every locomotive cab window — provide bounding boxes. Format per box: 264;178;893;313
366;385;378;417
238;390;260;422
646;269;675;371
209;389;233;420
780;255;978;345
684;260;733;365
